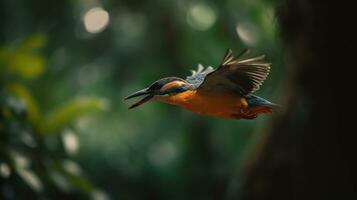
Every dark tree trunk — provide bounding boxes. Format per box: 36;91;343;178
238;1;357;200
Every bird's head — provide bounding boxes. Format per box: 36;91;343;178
124;77;191;109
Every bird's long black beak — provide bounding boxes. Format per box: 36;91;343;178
124;88;154;109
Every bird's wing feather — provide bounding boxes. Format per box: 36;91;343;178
185;64;214;88
196;49;271;95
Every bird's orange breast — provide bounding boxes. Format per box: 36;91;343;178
157;89;249;119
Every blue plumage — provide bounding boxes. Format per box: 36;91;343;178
246;95;279;108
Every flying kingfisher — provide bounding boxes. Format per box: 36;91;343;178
125;49;278;119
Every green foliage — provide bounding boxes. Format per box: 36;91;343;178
5;83;41;128
44;97;109;134
0;35;108;199
0;35;46;79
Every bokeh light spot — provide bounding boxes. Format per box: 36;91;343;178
62;129;79;155
236;22;260;46
83;7;110;34
0;163;11;178
187;3;217;31
92;190;109;200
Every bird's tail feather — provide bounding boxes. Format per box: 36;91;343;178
246;95;280;112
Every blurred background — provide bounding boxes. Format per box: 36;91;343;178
0;0;282;199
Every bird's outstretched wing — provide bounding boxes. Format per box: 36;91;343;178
185;64;214;88
194;49;271;95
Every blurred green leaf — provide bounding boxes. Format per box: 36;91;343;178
6;82;42;127
43;97;109;134
9;53;45;79
0;34;46;79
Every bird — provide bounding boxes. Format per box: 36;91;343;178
124;49;279;119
